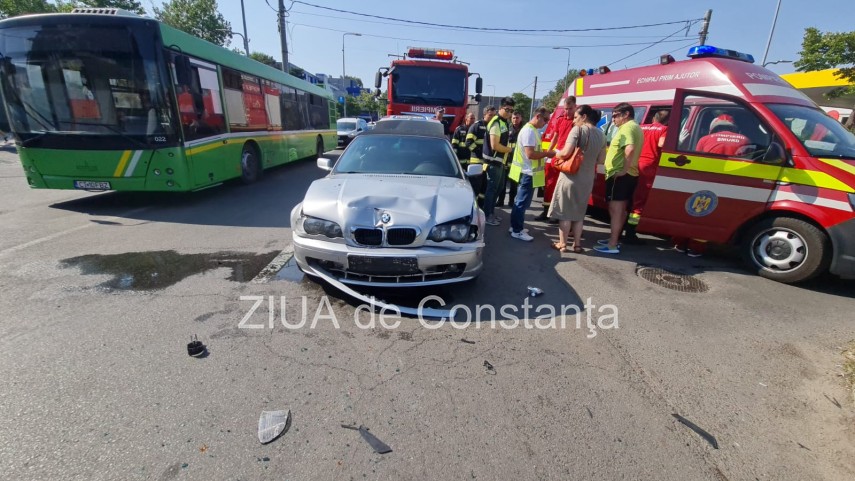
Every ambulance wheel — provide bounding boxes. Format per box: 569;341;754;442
741;216;830;283
240;143;261;184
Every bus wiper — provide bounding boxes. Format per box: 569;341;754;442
19;131;47;147
69;121;149;149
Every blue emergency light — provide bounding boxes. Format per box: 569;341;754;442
687;45;755;64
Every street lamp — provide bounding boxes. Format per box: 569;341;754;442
553;47;571;83
217;29;249;56
761;0;783;67
486;84;496;102
763;59;793;68
342;32;362;118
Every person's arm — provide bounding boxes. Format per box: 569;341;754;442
489;122;513;154
524;146;555;160
616;144;636;176
597;146;607;165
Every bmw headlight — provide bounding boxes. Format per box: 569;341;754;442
299;215;343;238
429;217;474;243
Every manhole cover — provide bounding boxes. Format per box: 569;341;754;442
636;266;709;293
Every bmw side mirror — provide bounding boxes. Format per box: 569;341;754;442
317;157;333;171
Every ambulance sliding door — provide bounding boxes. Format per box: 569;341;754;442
640;89;787;242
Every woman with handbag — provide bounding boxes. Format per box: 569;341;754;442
547;105;607;253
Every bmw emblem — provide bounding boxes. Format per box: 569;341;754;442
380;212;391;224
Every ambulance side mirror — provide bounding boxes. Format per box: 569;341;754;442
759;141;787;165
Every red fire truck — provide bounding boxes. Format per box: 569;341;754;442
374;47;482;135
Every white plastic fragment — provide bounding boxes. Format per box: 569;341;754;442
258;409;290;444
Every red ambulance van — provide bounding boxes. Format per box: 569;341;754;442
543;46;855;283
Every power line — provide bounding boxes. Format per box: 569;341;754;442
626;41;699;68
289;9;694;39
292;1;701;33
289;22;695;49
263;0;277;12
607;21;698;67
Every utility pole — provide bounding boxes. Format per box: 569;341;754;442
530;76;538;119
278;0;288;74
698;9;712;46
239;0;250;55
761;0;782;67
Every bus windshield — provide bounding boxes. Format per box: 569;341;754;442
391;66;466;106
0;22;175;145
767;104;855;160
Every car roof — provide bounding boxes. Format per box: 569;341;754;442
364;118;446;138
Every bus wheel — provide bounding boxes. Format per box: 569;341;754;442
741;216;830;283
316;137;324;158
240;144;261;184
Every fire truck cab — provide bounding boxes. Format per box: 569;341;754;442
545;46;855;283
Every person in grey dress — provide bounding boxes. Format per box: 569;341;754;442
547;105;607;253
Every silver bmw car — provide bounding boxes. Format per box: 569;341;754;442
290;118;485;287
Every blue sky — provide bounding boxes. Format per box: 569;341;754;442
147;0;851;98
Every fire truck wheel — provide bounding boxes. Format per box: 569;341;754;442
741;216;830;283
240;144;261;184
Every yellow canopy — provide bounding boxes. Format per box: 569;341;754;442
781;69;854;109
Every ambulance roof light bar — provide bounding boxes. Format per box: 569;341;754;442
407;47;454;61
578;66;610;77
687;45;755;64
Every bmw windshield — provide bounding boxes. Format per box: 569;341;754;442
0;20;175;148
767;104;855;159
334;135;461;177
391;66;467;106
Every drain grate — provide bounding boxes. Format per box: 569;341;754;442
636;266;709;293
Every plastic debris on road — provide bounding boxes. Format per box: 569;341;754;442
527;286;543;297
258;410;291;444
341;424;393;454
187;335;207;357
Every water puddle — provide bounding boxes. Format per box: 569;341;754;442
273;255;305;282
60;250;279;290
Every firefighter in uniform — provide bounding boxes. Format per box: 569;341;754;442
496;111;523;207
481;97;515;225
452;112;476;169
465;106;496;207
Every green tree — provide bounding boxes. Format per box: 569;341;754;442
343;75;363;88
795;27;855;131
250;52;277;67
540;70;580;112
510;92;531;120
153;0;230;46
0;0;56;17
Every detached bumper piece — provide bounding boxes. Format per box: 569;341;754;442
310;258;466;284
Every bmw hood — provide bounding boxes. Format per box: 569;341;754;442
300;175;474;228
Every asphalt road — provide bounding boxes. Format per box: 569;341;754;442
0;145;853;480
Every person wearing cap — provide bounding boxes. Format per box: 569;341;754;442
434;108;451;138
695;114;751;156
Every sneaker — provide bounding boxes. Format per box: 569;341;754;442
510;231;534;242
508;227;529;234
485;216;501;226
593;245;620;254
596;239;621;247
686;249;703;258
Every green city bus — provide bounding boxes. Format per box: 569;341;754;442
0;8;337;192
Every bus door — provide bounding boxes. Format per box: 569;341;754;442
639;89;788;242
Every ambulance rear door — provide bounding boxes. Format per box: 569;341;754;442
639;88;789;242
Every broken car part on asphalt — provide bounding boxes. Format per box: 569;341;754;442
258;410;291;444
672;413;719;449
187;335;206;357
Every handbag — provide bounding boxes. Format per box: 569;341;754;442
554;126;589;175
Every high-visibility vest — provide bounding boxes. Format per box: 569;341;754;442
508;123;545;188
482;116;510;164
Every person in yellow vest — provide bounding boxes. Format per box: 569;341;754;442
466;107;496;206
508;107;556;241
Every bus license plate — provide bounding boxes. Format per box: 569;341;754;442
74;181;111;190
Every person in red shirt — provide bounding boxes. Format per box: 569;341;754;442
537;96;576;222
695;114;751;156
624;109;669;244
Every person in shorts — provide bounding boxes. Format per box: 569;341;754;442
594;102;643;254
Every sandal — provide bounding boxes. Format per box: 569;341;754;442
571;246;584;253
551;242;566;251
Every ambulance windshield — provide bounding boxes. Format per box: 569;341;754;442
767;104;855;159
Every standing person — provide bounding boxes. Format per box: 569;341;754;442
466;107;496;207
625;109;670;244
548;105;607;252
434;108;450;138
482;97;515;226
497;111;523;207
452;112;476;169
538;96;577;222
508;107;556;241
594;102;643;254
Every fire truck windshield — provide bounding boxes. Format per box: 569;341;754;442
391;66;467;106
